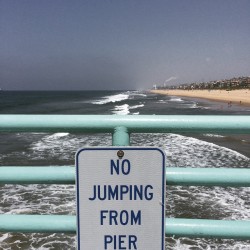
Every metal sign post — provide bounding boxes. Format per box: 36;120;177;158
76;147;165;250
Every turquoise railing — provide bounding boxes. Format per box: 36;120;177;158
0;115;250;240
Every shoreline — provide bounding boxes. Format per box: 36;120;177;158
150;89;250;106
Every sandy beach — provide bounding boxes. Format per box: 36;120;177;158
151;89;250;106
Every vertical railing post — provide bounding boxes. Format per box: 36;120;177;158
112;126;130;146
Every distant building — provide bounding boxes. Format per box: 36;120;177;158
153;77;250;90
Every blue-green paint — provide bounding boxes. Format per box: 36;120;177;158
166;167;250;187
0;166;75;184
0;115;250;133
112;126;130;146
0;114;250;240
1;167;250;186
165;218;250;239
0;215;250;239
0;215;75;233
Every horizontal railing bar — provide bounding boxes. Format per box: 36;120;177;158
0;115;250;133
1;167;250;186
166;167;250;187
0;215;250;239
0;166;75;184
0;215;75;233
165;218;250;239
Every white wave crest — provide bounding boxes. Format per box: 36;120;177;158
45;133;69;139
125;90;147;97
203;134;225;138
189;103;198;108
112;104;144;115
169;97;183;102
92;93;129;105
130;104;144;109
112;104;130;115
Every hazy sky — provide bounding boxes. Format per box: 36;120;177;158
1;0;250;90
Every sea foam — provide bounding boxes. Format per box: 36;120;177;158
92;93;129;105
112;104;144;115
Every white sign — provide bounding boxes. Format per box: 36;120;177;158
76;147;165;250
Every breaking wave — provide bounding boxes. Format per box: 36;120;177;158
112;104;144;115
91;93;129;105
169;97;183;102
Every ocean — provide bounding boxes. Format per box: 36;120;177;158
0;90;250;250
